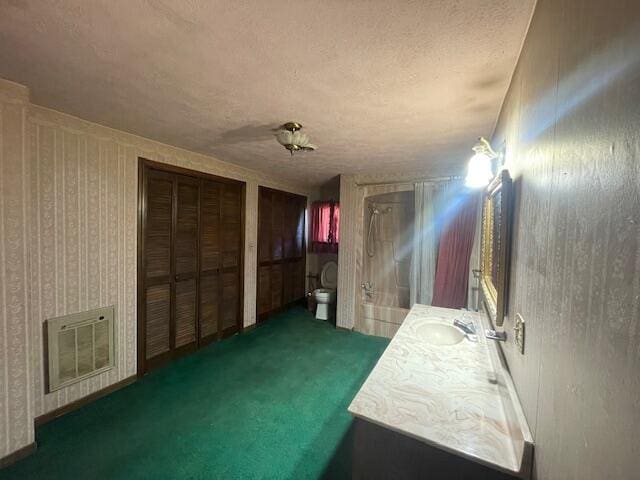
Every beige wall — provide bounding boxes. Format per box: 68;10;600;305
336;174;360;329
0;80;33;459
0;78;312;461
488;1;640;478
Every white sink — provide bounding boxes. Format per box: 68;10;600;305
419;323;466;346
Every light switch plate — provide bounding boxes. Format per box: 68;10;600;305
514;313;525;354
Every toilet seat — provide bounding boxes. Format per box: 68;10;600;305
315;288;334;295
314;288;336;301
320;261;338;290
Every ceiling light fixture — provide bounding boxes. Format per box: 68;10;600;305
465;137;498;188
275;122;317;156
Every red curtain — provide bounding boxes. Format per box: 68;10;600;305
432;193;478;309
310;201;339;253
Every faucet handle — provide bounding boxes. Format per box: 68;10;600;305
485;329;507;342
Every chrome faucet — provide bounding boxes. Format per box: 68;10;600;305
453;318;476;336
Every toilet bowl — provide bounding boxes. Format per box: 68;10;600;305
313;261;338;320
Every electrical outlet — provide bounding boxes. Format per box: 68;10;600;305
514;313;525;354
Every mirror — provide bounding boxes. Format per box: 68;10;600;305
480;169;513;327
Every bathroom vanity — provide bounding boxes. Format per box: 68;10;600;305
348;304;533;479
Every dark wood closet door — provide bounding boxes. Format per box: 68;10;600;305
174;175;199;353
271;192;284;261
198;180;242;342
292;195;306;300
138;159;244;375
219;183;242;335
257;186;306;322
257;187;272;316
199;180;221;343
143;170;173;363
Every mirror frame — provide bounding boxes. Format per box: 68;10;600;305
480;168;513;327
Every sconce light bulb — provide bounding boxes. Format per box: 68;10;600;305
465;152;494;188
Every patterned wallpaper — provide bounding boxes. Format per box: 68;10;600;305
0;78;313;460
0;80;33;459
336;175;358;329
28;109;139;417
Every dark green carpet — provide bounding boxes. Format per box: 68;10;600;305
1;307;388;480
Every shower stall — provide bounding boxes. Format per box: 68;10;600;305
339;175;470;337
359;190;414;337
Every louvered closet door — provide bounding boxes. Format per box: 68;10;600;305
199;180;221;343
144;170;174;362
292;195;306;300
199;180;242;342
174;175;199;352
257;187;272;316
220;183;242;335
270;191;284;310
257;187;307;322
271;192;284;262
140;160;244;374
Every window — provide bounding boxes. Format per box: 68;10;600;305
310;200;339;253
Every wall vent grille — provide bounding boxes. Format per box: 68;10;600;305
46;306;116;392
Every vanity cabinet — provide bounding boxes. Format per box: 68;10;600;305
349;304;533;480
353;419;517;480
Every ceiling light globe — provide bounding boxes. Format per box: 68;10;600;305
276;130;293;146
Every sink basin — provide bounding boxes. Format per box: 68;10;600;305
419;323;466;346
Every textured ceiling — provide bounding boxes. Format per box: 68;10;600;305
0;0;535;187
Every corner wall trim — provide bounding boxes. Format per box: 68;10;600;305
34;375;137;428
0;442;37;469
242;323;257;333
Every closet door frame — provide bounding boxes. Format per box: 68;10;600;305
137;158;245;376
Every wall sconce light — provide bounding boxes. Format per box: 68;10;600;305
275;122;317;156
465;137;498;188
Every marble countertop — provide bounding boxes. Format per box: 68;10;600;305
348;304;533;478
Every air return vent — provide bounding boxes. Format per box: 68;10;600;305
46;306;116;392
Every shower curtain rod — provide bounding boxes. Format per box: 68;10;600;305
355;175;463;187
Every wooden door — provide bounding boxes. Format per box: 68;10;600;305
219;183;242;336
138;159;244;374
257;187;306;322
173;175;199;354
142;169;174;365
257;188;272;316
198;180;221;344
197;180;243;346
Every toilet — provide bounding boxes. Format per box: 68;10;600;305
313;261;338;320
